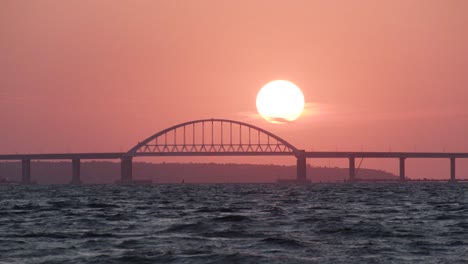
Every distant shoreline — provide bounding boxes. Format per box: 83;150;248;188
0;161;400;184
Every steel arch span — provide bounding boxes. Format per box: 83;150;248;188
127;119;300;157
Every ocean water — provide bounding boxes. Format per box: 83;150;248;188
0;183;467;264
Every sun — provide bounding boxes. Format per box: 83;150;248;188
256;80;305;124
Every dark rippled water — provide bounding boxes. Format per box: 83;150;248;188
0;183;467;263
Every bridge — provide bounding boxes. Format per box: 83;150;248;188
1;118;467;184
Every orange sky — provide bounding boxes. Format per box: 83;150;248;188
1;0;468;179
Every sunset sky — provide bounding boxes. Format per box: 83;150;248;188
1;1;467;179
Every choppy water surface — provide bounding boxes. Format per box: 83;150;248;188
0;183;467;263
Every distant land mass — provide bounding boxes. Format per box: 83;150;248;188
0;161;399;184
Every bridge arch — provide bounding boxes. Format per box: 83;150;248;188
127;119;300;156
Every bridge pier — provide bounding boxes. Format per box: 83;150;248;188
120;156;133;183
71;158;81;184
349;157;355;182
296;156;307;183
295;150;307;183
450;157;456;182
22;159;31;184
399;157;406;181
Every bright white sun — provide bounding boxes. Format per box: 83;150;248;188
256;80;305;124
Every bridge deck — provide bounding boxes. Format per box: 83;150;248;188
1;151;468;160
0;153;125;160
305;151;468;158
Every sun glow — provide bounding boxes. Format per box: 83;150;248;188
256;80;305;124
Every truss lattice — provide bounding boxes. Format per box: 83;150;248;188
127;119;298;156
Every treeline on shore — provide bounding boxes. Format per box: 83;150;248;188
0;161;399;184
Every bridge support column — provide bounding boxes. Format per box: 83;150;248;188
296;150;307;183
399;157;406;181
120;156;133;183
296;157;307;183
22;159;31;184
450;157;456;182
71;158;81;184
349;157;355;182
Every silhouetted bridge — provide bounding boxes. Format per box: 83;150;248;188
1;119;467;184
